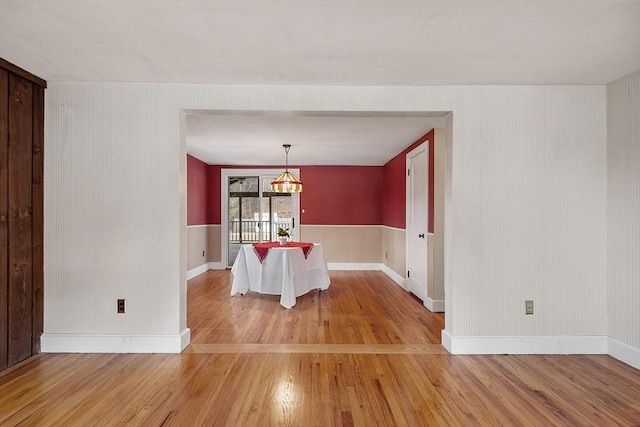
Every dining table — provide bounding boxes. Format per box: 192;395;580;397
230;242;330;308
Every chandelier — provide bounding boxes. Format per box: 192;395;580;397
271;144;302;193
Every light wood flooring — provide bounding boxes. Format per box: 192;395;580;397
1;270;639;426
188;270;445;347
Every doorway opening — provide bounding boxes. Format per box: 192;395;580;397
181;110;452;351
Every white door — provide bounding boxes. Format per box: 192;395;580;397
406;144;428;302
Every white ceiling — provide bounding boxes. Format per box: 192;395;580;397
1;0;638;165
186;111;447;165
1;1;638;85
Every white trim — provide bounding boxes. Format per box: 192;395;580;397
208;261;226;270
381;225;406;232
41;328;191;353
425;297;445;312
180;328;191;351
300;224;382;228
327;262;382;270
441;329;452;352
186;224;213;228
381;264;406;289
441;332;640;369
187;262;227;280
186;263;209;280
445;334;608;355
608;337;640;370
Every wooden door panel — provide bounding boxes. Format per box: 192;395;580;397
32;85;44;354
7;73;33;366
0;61;44;372
0;68;8;370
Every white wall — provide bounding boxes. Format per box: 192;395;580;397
450;87;607;338
44;83;189;352
607;71;640;356
44;83;610;355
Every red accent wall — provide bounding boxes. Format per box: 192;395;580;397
300;166;382;225
206;165;383;226
187;154;208;225
382;129;435;231
207;165;222;224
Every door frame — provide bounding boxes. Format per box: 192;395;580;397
221;168;301;267
405;142;428;297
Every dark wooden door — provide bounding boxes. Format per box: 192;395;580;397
0;58;45;371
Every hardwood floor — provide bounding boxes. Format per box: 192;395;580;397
1;270;639;426
188;270;445;346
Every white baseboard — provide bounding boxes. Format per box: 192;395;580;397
41;328;191;353
187;263;209;280
442;332;608;355
187;262;227;280
381;264;406;289
194;261;397;277
441;332;639;370
608;337;640;370
208;261;226;270
441;329;452;352
181;328;191;351
425;297;445;312
327;262;383;270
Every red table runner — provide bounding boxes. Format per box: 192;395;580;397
252;242;314;263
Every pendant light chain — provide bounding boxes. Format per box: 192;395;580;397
283;144;291;172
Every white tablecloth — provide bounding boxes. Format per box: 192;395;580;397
230;243;330;308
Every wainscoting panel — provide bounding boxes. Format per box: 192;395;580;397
186;226;208;271
381;226;406;282
207;225;221;263
300;225;381;264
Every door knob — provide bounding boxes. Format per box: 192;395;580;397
418;233;425;238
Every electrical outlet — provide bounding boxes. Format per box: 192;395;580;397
202;250;205;257
525;300;534;315
117;299;125;314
